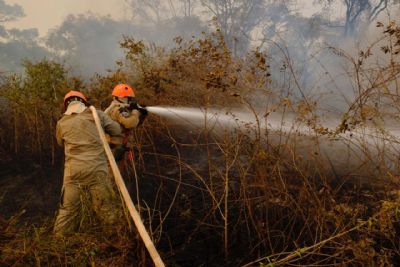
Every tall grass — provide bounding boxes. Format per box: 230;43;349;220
1;21;400;266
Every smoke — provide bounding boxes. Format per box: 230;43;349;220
0;0;398;175
147;105;400;175
0;0;49;73
0;1;207;76
0;0;397;87
256;1;398;116
43;13;206;77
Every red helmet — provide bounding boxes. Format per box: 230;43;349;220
112;84;135;97
64;90;87;107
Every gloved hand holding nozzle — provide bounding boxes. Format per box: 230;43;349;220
129;102;148;116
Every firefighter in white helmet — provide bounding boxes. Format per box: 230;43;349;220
54;90;123;235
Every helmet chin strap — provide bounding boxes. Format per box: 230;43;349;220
115;96;128;104
65;96;86;109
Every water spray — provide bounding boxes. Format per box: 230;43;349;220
145;105;400;175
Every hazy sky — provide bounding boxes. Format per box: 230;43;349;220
5;0;128;36
4;0;326;37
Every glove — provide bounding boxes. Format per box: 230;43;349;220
118;107;130;118
129;102;148;116
138;106;148;116
128;102;139;111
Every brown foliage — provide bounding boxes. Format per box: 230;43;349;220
1;24;400;266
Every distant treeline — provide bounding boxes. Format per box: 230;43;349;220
0;31;270;168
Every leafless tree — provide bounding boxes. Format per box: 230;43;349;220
125;0;165;24
125;0;197;24
319;0;396;35
200;0;265;54
179;0;196;17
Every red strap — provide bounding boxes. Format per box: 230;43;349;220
123;129;135;161
123;130;130;145
128;150;134;161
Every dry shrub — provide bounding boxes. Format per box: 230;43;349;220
1;22;400;267
113;24;400;266
0;220;152;266
0;60;85;168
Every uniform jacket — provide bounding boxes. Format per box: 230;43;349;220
104;100;140;129
56;107;123;183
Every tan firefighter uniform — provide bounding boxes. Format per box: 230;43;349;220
105;83;148;160
105;100;140;129
104;100;141;151
54;101;123;235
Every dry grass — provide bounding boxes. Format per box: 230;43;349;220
1;21;400;266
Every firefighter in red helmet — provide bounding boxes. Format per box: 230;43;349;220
105;84;148;161
54;90;123;235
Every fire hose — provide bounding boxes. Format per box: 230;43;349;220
90;106;165;267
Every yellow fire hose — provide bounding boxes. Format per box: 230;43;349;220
90;106;165;267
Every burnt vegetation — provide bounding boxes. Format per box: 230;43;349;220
0;21;400;266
